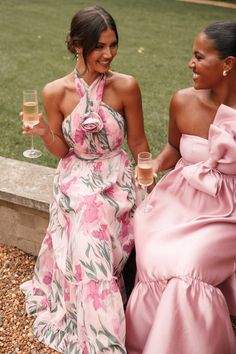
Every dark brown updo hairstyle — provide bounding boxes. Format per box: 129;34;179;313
203;21;236;59
66;6;118;65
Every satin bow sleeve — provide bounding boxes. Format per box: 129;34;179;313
181;104;236;197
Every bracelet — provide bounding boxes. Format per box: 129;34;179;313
45;129;55;147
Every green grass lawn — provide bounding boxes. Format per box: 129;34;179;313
0;0;235;168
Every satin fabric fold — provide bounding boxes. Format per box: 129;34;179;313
182;105;236;197
126;104;236;354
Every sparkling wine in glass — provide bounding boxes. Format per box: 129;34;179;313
137;152;154;212
22;90;42;158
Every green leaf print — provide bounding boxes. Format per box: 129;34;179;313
102;104;124;130
70;303;78;318
64;341;77;354
50;331;57;343
65;318;77;334
90;324;97;335
96;128;111;150
59;194;72;213
80;174;104;191
96;338;106;351
98;324;127;354
95;262;108;277
28;303;37;315
97;242;112;271
80;260;97;275
86;272;98;280
102;191;119;216
85;243;91;257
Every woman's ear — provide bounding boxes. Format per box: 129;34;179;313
223;56;235;73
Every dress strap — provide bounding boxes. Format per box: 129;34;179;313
74;70;105;113
72;70;106;134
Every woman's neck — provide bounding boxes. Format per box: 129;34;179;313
209;77;236;109
75;65;101;86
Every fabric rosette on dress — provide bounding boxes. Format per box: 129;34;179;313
80;111;104;133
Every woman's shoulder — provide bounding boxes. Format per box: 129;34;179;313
170;87;207;110
42;73;73;101
107;71;140;93
171;87;195;105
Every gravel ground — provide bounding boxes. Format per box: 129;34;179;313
0;244;58;354
1;243;235;354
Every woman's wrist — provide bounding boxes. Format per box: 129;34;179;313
42;127;55;147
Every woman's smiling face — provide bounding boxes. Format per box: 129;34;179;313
85;28;118;75
188;32;224;90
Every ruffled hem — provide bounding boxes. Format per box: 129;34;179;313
31;320;126;354
126;276;236;354
20;276;127;354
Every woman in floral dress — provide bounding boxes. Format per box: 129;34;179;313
20;6;149;353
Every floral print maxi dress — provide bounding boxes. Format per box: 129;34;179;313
20;72;136;354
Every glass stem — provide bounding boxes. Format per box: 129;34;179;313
30;135;34;150
142;185;152;213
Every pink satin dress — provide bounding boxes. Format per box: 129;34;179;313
126;104;236;354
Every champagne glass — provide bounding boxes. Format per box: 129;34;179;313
22;90;42;158
137;152;154;212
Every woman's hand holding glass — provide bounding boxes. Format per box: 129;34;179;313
21;96;53;156
22;90;42;158
137;152;156;212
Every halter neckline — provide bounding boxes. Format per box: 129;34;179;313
74;69;104;88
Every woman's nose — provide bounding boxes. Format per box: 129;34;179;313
188;57;195;69
103;47;112;58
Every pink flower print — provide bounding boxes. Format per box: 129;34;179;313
92;224;109;241
100;288;110;299
87;281;113;310
80;111;103;133
64;280;70;302
75;264;82;281
76;82;85;98
88;280;98;297
83;195;102;223
123;240;134;254
98;108;106;123
94;161;102;172
84;206;98;223
44;233;52;250
40;297;50;310
64;213;71;236
33;287;43;295
60;176;77;195
86;281;111;310
74;129;85;145
61;154;74;170
113;318;120;337
86;281;102;310
124;158;130;167
111;279;119;293
106;185;115;198
43;272;52;285
82;344;89;354
78;326;89;354
118;212;130;239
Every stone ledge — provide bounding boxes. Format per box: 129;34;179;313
0;156;55;212
0;156;55;255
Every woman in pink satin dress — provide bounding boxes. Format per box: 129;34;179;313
126;21;236;354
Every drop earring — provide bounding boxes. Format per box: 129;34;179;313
76;52;79;61
223;70;228;77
